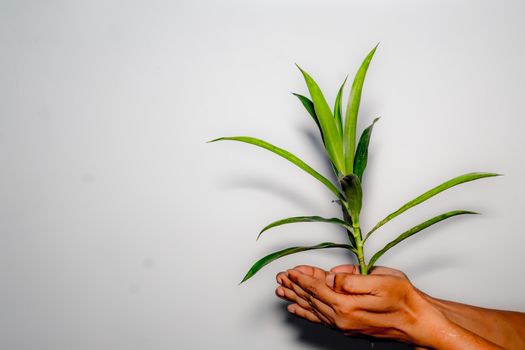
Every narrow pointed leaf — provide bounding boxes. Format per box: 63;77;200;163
208;136;345;201
341;174;362;223
365;172;499;241
333;76;348;139
344;44;378;174
240;242;353;283
354;117;379;181
293;93;320;130
257;216;353;240
367;210;477;271
297;65;346;174
292;93;340;178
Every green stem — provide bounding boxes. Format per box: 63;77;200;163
341;206;356;248
352;223;368;275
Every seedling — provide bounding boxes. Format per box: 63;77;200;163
209;44;499;282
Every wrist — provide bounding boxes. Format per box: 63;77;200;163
409;292;504;349
409;292;455;348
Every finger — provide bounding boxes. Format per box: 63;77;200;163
276;271;287;285
283;270;339;322
287;303;322;324
367;265;406;278
329;265;406;278
327;273;383;295
278;274;317;310
283;272;337;322
275;286;290;301
293;265;328;280
279;272;304;295
288;303;332;326
278;273;338;322
287;276;335;317
330;264;360;274
329;274;409;312
288;269;342;310
276;285;317;314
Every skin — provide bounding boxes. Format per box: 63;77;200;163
275;265;525;349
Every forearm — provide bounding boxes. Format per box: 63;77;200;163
425;295;525;349
422;319;504;350
401;291;504;349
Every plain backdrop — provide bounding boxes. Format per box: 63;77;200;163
1;0;524;349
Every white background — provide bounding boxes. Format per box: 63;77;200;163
1;0;524;349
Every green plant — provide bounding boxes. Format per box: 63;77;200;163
208;44;499;282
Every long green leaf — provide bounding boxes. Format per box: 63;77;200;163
208;136;345;201
333;76;348;139
240;242;353;283
344;44;378;174
257;215;353;240
354;117;379;181
297;65;346;174
365;172;500;241
293;93;341;178
292;93;320;130
367;210;477;271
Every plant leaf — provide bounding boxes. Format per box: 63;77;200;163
341;174;362;223
354;117;379;181
257;216;353;240
208;136;345;201
296;65;346;174
365;172;500;241
367;210;477;271
293;93;341;178
240;242;353;283
292;93;320;131
333;76;348;139
344;44;378;174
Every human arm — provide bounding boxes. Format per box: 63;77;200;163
275;265;521;349
426;295;525;349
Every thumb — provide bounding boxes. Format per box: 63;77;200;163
325;272;380;295
329;264;360;274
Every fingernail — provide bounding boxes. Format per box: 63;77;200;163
326;273;335;288
277;287;285;297
277;275;283;284
288;306;296;314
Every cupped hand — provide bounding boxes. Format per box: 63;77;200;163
275;264;449;347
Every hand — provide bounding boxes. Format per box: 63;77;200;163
275;264;450;347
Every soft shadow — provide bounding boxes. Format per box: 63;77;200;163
403;255;462;281
300;127;339;185
218;125;341;214
275;302;414;350
379;220;467;280
219;175;335;213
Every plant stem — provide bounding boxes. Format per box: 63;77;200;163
352;223;368;275
342;207;356;247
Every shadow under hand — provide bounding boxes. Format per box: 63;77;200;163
276;301;414;350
